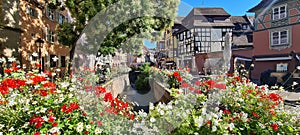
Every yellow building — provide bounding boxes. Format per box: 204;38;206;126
0;0;70;72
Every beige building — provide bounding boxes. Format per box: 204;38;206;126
0;0;70;72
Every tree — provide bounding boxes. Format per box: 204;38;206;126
49;0;179;73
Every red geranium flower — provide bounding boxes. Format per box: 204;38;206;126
269;93;282;102
4;68;12;73
194;89;202;94
181;82;189;88
97;120;102;126
252;111;260;118
177;77;183;82
48;115;56;123
39;90;48;97
34;132;40;135
215;83;226;89
173;71;180;77
223;109;231;115
52;122;58;127
195;80;201;86
104;92;113;102
270;123;278;131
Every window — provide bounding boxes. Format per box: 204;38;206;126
271;30;288;46
179;33;184;41
47;8;54;20
47;29;55;43
59;14;65;24
26;5;35;17
186;31;191;38
276;63;288;72
242;24;247;30
61;56;66;67
31;33;35;38
273;5;286;20
50;55;58;67
207;17;214;22
159;43;165;49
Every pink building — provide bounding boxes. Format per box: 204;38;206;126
249;0;300;83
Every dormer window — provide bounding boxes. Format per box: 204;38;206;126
273;5;286;20
242;24;247;30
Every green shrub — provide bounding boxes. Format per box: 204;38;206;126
135;63;151;94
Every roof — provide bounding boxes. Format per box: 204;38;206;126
193;8;231;16
230;16;253;24
174;17;185;24
248;0;287;12
192;20;234;27
232;34;253;46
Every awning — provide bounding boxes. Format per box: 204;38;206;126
255;56;292;61
235;57;252;62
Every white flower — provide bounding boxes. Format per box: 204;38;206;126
202;107;207;115
40;108;47;113
32;52;39;57
194;116;204;127
150;117;156;123
42;116;48;122
212;126;217;132
76;123;84;132
8;57;16;62
159;110;165;115
61;82;70;88
0;124;5;128
213;120;219;126
0;132;3;135
25;79;34;84
292;81;298;86
86;125;91;129
229;123;235;131
95;128;102;134
68;94;74;98
206;113;212;120
241;112;248;122
8;127;14;131
141;112;148;117
32;101;38;105
50;127;60;133
149;102;154;110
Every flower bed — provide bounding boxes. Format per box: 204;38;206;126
0;63;299;134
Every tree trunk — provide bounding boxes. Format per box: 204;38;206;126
67;42;77;75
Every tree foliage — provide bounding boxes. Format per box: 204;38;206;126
49;0;179;69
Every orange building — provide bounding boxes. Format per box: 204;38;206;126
249;0;300;83
1;0;70;72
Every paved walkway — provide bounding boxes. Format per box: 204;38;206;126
272;90;300;101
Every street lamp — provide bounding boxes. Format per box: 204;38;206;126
35;37;44;73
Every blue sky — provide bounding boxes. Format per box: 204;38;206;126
145;0;262;48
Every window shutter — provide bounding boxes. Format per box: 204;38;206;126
36;10;40;19
28;53;32;61
46;55;50;67
56;11;60;22
58;55;61;67
45;6;48;18
26;5;30;14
